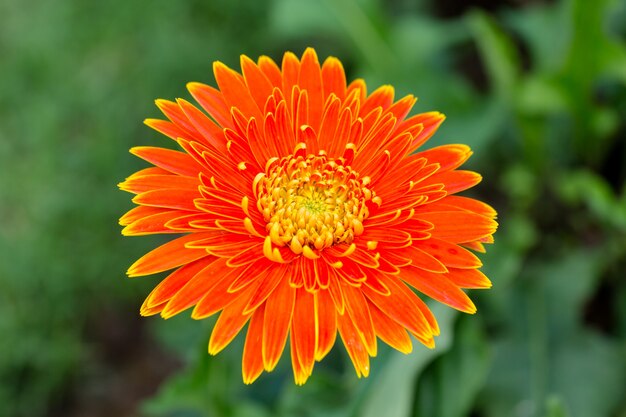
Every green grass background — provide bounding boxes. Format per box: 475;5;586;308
1;0;625;416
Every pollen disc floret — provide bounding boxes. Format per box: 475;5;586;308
255;144;375;255
120;47;498;386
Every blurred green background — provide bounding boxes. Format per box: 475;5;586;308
1;0;625;416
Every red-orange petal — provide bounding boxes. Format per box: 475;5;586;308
341;283;377;356
127;233;211;277
161;258;231;318
400;266;477;314
291;287;317;379
122;210;197;236
119;174;199;194
445;268;492;289
241;55;275;114
142;256;218;311
242;305;266;384
417;211;498;243
213;61;263;122
369;302;412;354
416;144;472;171
337;310;370;378
298;48;324;131
262;270;295;371
208;286;254;355
314;289;337;361
130;146;203;177
361;273;432;340
414;238;482;269
321;57;346;100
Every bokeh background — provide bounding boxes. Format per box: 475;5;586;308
1;0;625;416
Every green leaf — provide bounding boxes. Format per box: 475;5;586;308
413;316;490;417
544;395;571;417
358;304;457;417
555;170;626;232
468;10;521;99
479;250;626;417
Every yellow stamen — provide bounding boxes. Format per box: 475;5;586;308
256;145;377;255
366;241;378;250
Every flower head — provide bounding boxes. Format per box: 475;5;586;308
119;48;497;385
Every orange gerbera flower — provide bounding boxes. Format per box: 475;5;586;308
119;48;497;385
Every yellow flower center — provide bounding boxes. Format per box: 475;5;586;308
254;144;377;255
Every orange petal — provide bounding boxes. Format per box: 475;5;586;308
142;256;218;309
227;242;265;267
257;55;282;88
314;289;337;361
387;94;417;121
353;115;397;171
421;170;482;195
404;245;449;273
208;284;256;355
362;268;392;295
132;188;201;211
144;119;187;142
337;310;370;378
241;55;274;114
347;78;367;106
461;241;486;253
192;262;259;319
414;238;482;269
122;210;197;236
281;52;300;109
119;206;169;226
317;95;341;153
359;227;412;249
290;327;308;385
341;283;377;356
417;211;498;243
140;299;168;317
213;61;263;122
127;233;211;277
274;99;296;156
130;146;203;177
411;292;440;336
400;266;476;314
326;269;346;314
155;99;203;141
320;108;354;158
161;258;231;318
177;98;227;152
187;82;233;129
321;56;346;100
242;304;266;384
360;85;394;116
369;302;412;354
119;174;199;194
246;116;275;167
445;268;492;289
334;257;367;285
242;265;284;314
436;195;497;218
402;111;445;150
298;47;324;131
416;144;472;171
361;273;432;340
344;247;379;269
262;270;295;371
291;287;316;379
226;259;272;294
